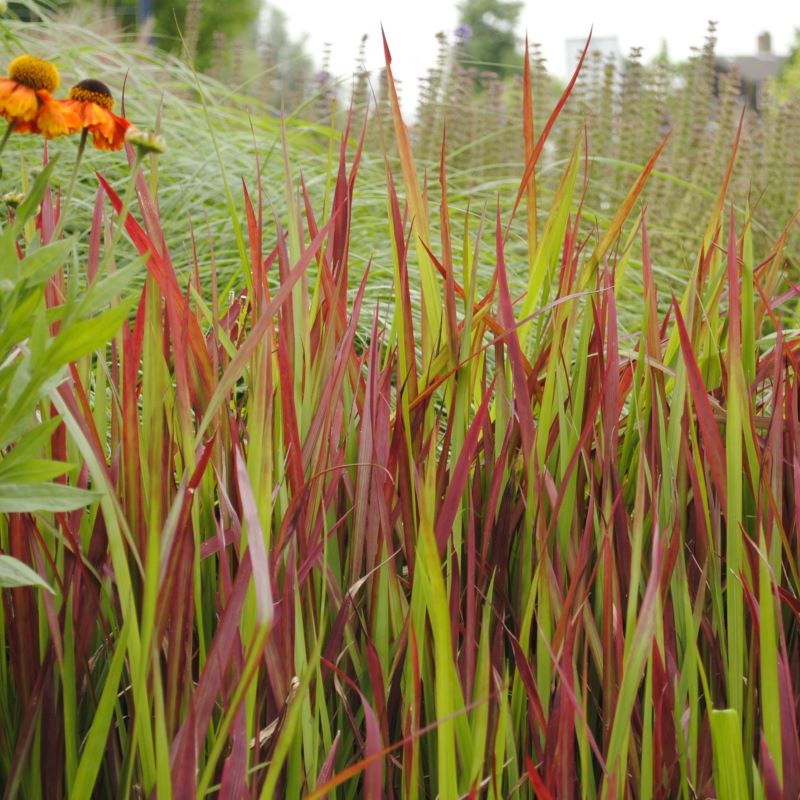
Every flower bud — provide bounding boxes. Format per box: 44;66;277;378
125;128;165;155
2;191;24;208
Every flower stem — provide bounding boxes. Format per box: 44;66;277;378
53;128;88;240
0;121;14;159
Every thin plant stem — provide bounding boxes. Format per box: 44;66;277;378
0;121;15;160
53;128;88;241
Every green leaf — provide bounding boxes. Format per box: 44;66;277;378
70;622;130;797
0;417;61;466
47;294;137;367
0;159;60;278
0;458;73;484
13;159;59;234
710;709;749;800
0;482;100;512
0;554;54;593
74;263;141;316
758;533;782;785
18;239;75;289
604;534;663;796
1;286;44;347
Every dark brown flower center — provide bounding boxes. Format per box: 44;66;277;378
69;79;115;110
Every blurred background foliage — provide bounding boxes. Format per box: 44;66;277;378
4;0;800;309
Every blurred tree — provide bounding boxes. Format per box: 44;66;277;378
157;0;260;69
778;30;800;98
455;0;523;80
258;5;315;106
58;0;315;101
96;0;260;70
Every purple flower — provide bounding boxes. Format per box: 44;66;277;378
455;24;471;43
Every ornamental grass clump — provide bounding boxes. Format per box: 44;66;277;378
3;21;800;800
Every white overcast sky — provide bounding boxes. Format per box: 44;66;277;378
274;0;799;110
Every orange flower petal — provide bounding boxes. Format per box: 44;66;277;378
92;116;130;150
0;79;14;103
10;119;37;134
34;93;82;139
61;98;130;150
0;82;39;123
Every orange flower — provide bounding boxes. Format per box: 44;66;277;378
0;54;81;138
61;79;130;151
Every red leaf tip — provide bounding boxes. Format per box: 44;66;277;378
381;26;392;66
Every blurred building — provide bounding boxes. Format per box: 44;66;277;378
716;32;788;110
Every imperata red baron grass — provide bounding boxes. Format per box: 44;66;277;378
1;26;800;800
